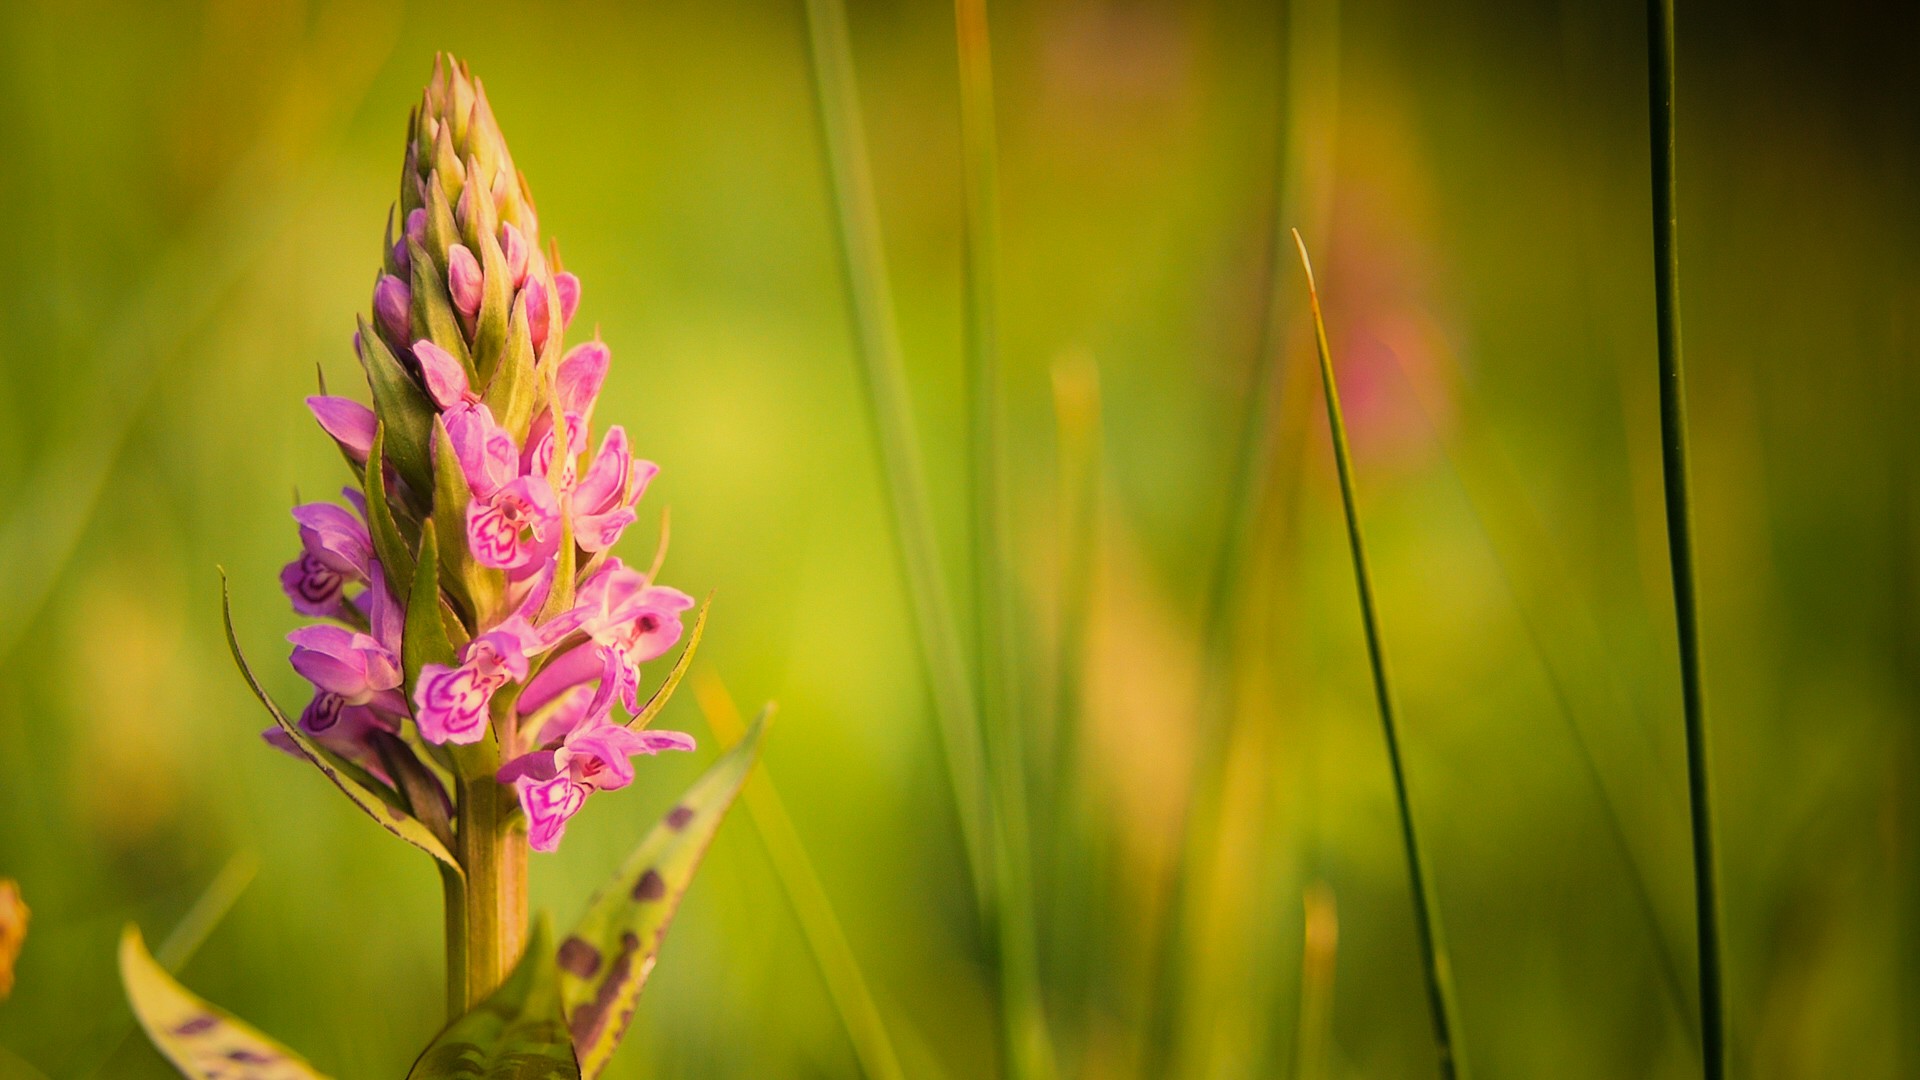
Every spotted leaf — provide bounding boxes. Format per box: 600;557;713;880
558;706;769;1077
120;924;330;1079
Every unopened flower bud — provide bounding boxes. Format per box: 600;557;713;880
374;275;411;345
556;272;581;328
526;279;552;355
500;222;529;288
449;244;483;320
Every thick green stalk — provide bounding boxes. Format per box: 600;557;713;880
1294;231;1464;1080
1644;2;1723;1076
454;775;528;1010
799;0;995;916
441;864;469;1019
952;1;1055;1075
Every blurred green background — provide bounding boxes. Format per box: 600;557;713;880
1;0;1917;1076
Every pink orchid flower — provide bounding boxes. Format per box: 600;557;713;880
306;396;377;464
443;406;561;571
279;495;373;617
497;695;694;851
515;561;693;716
571;427;655;554
412;617;546;745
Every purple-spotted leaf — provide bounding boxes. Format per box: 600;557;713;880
627;596;708;732
408;915;580;1080
558;706;769;1076
119;924;330;1079
221;575;460;872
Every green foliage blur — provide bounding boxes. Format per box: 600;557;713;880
1;0;1916;1076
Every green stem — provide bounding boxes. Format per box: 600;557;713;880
952;1;1055;1075
1644;2;1724;1076
441;864;469;1020
1295;231;1465;1080
454;775;528;1010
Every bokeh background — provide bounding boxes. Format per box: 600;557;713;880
1;0;1917;1076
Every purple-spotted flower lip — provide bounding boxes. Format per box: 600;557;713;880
413;617;551;745
279;495;375;618
497;700;696;852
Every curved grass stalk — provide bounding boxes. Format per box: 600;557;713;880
1294;230;1465;1080
1644;2;1724;1075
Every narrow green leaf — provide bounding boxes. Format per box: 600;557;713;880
485;292;538;454
405;519;460;690
537;516;576;626
1295;231;1465;1079
409;236;475;375
408;915;580;1080
365;425;418;604
221;575;460;872
559;708;770;1077
627;597;708;732
469;219;511;383
357;314;435;496
425;182;461;278
119;924;331;1080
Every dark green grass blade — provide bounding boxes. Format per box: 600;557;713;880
951;0;1056;1075
798;0;994;918
1294;231;1466;1080
1644;1;1725;1075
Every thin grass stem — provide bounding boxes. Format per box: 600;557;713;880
1294;230;1465;1080
696;674;908;1080
952;1;1057;1074
798;0;995;914
1644;2;1724;1075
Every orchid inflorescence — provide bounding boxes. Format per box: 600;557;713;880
274;55;696;854
123;55;765;1077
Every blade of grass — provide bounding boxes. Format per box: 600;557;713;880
798;0;994;920
1294;230;1465;1080
1146;0;1340;1059
695;674;907;1080
1645;2;1724;1076
951;0;1056;1075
